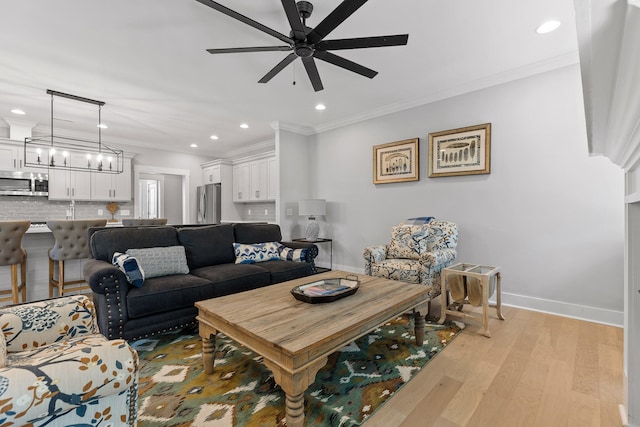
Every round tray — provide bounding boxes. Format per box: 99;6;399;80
291;275;360;304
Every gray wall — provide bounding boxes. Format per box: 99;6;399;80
301;64;624;324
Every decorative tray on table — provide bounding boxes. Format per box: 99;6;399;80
291;274;360;304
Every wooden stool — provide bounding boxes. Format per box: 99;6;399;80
439;263;504;337
47;219;107;297
0;220;30;305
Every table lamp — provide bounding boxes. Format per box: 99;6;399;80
298;199;326;241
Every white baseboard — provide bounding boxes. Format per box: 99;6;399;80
497;292;623;327
338;265;623;327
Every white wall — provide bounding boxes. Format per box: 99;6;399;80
307;64;625;324
277;128;311;241
118;143;215;223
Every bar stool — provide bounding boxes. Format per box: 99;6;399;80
47;219;107;297
121;218;168;226
0;220;30;304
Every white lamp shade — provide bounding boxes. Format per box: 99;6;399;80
298;199;326;216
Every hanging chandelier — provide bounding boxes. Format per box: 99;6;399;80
23;89;124;174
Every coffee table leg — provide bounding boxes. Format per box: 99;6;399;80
199;324;218;375
263;357;328;427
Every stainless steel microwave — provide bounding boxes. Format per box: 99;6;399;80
0;170;48;196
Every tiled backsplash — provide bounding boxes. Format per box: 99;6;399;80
237;201;276;222
0;196;134;222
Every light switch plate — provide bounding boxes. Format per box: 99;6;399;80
286;208;293;216
98;209;103;215
121;209;130;216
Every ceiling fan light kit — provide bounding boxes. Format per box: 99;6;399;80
196;0;409;91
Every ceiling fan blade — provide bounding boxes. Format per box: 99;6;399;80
281;0;306;41
302;57;324;91
196;0;293;45
318;34;409;50
258;53;298;83
207;46;292;54
314;50;378;79
307;0;369;44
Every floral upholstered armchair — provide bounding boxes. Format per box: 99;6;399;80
363;219;458;313
0;295;139;426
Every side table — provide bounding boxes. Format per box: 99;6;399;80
438;263;504;337
292;238;332;273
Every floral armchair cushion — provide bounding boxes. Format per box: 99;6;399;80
387;225;431;260
0;295;139;427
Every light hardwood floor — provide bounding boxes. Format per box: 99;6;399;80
365;302;624;426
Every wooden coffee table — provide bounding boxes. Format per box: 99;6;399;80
196;271;431;427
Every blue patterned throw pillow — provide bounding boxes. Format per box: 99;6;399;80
279;245;308;262
234;242;281;264
113;252;145;287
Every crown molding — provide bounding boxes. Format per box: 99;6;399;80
313;51;579;135
270;121;314;136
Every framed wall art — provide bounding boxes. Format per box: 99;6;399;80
373;138;419;184
428;123;491;177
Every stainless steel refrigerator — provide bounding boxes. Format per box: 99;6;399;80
196;183;221;224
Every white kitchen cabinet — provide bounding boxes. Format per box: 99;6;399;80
267;156;277;200
232;162;250;202
249;159;268;201
0;144;20;171
233;156;276;203
91;158;132;201
0;142;42;173
47;152;92;200
202;164;221;184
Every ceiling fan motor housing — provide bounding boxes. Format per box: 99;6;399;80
294;42;314;57
296;1;313;20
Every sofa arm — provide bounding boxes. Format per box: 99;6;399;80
83;259;129;295
0;295;98;352
421;248;457;269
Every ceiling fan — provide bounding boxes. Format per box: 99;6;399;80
195;0;409;91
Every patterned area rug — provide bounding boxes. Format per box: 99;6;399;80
132;315;462;427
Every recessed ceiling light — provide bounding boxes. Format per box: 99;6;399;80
210;135;219;140
11;109;26;115
240;123;249;129
536;20;561;34
190;143;198;148
315;104;326;111
97;123;108;129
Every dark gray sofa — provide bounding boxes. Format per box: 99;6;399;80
83;223;318;340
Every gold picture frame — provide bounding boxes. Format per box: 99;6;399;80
428;123;491;177
373;138;419;184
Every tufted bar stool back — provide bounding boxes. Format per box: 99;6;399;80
47;219;107;297
0;221;30;304
121;218;168;226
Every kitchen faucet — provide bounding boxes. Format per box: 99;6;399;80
68;200;75;220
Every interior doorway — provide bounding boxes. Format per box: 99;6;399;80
138;175;162;219
133;165;190;224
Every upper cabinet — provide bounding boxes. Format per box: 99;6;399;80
232;154;276;203
0;141;41;173
232;162;250;202
202;164;221;184
48;152;92;200
49;151;132;201
91;157;132;201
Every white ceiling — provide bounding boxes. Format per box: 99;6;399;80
0;0;579;158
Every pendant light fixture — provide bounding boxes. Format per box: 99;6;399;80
24;89;124;174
